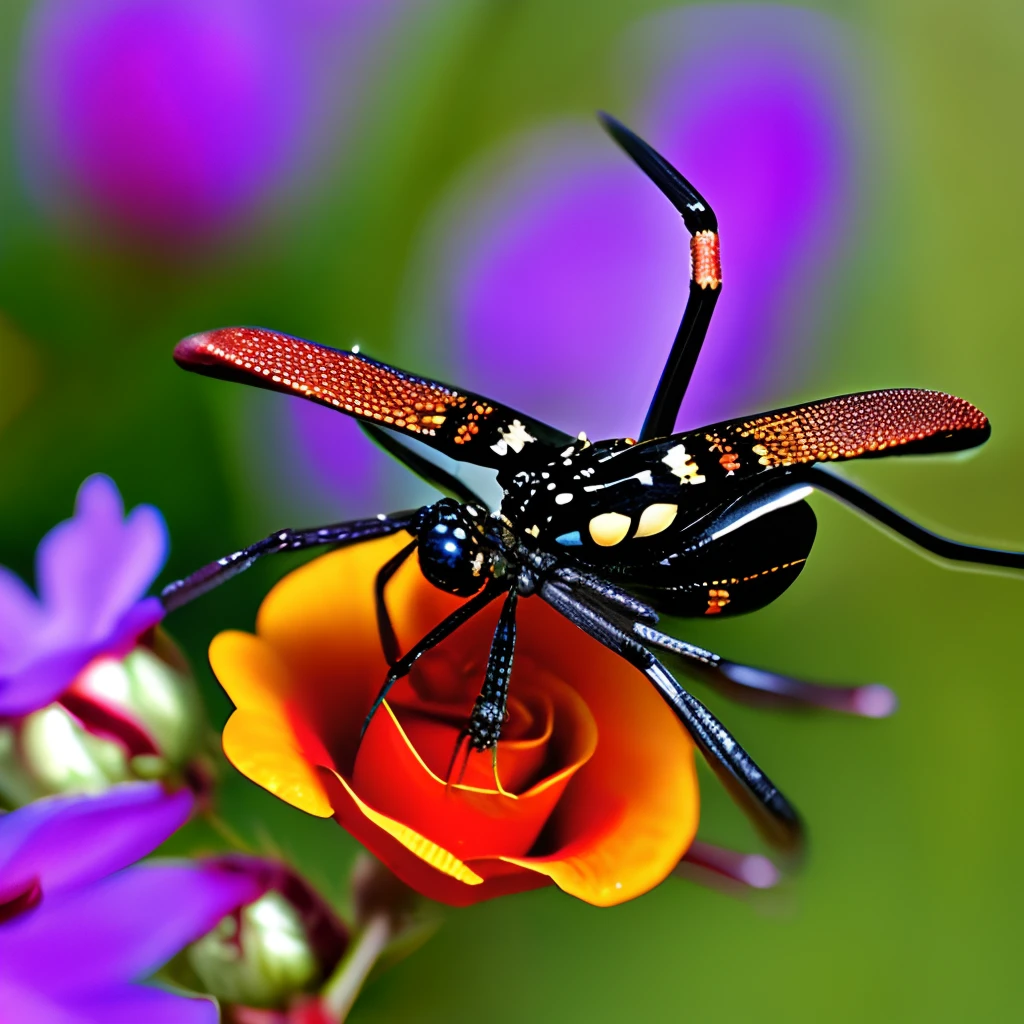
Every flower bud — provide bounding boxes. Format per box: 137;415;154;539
0;630;208;806
185;858;347;1011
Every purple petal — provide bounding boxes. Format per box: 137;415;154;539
55;985;219;1024
0;597;164;717
0;862;263;993
0;978;74;1024
640;6;855;428
0;783;192;902
0;645;95;717
18;0;315;243
449;135;682;440
412;8;855;441
0;976;218;1024
36;475;168;646
0;566;44;670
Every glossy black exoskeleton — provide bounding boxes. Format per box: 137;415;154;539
161;115;1023;856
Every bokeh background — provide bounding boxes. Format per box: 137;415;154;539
1;0;1022;1020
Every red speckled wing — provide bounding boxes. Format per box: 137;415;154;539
174;327;572;469
694;388;990;477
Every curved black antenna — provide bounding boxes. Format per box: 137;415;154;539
599;113;722;442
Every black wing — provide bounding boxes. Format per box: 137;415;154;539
174;327;573;470
527;388;988;562
686;388;990;477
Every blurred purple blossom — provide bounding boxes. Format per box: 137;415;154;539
17;0;402;244
0;474;167;718
0;783;264;1022
404;5;858;441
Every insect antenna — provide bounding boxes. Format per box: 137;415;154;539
599;112;722;441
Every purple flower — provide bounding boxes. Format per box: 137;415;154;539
402;6;857;440
0;474;167;718
0;782;263;1022
16;0;397;244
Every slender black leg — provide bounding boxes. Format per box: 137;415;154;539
466;587;519;750
549;565;659;625
360;422;487;506
632;623;897;718
675;840;780;891
362;579;505;735
550;563;894;716
541;579;804;855
806;466;1024;571
599;114;722;442
160;511;419;613
374;540;418;665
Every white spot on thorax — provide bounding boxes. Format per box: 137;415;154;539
490;419;536;456
662;444;705;485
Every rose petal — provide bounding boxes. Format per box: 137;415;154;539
213;630;334;818
498;598;700;906
318;766;549;908
392;687;553;793
0;862;262;992
214;535;698;908
0;783;192;902
387;557;699;907
255;532;416;771
351;667;596;862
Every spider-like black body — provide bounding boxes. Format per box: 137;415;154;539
162;115;1021;856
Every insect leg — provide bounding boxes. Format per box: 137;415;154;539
374;539;418;665
632;622;896;717
599;114;721;441
466;587;519;750
806;466;1024;571
161;511;419;613
362;579;506;735
541;580;803;854
547;564;891;715
676;839;780;891
549;565;659;625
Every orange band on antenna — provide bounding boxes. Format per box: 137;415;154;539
691;231;721;290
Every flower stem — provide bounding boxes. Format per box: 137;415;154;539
203;809;257;855
319;912;393;1022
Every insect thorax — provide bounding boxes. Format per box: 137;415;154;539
497;431;738;567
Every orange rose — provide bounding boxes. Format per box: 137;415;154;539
209;533;698;907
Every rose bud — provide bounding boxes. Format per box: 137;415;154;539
184;857;348;1012
0;630;209;804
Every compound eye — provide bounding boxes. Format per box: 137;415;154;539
417;510;488;597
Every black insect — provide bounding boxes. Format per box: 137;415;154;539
162;115;1023;855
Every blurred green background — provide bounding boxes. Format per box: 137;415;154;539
2;1;1023;1021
